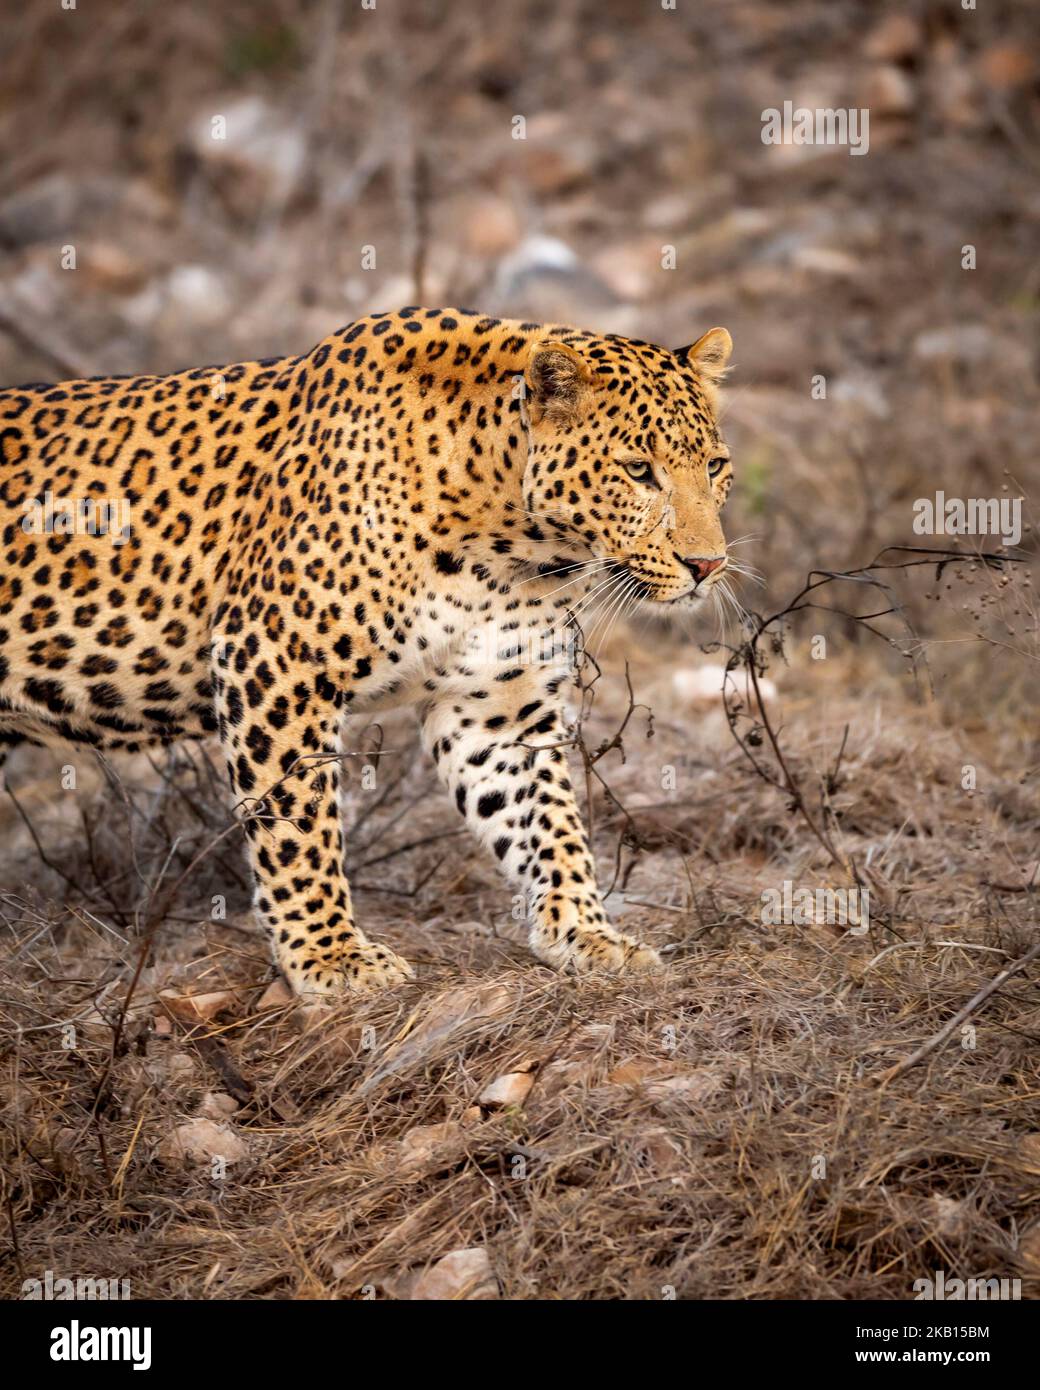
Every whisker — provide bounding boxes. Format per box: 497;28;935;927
586;573;636;652
713;575;751;638
564;569;630;646
561;569;627;629
517;557;614;595
594;575;642;654
724;560;765;589
709;582;726;643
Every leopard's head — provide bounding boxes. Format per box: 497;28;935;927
521;326;737;612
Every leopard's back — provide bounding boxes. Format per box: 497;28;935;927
0;357;284;749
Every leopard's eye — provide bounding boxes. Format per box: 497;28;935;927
707;456;729;480
624;460;654;483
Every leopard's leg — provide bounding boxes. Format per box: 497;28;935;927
420;665;660;974
215;667;413;998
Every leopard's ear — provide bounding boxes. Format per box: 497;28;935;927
675;328;733;384
525;340;592;424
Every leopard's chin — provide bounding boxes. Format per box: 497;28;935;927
605;571;703;606
606;561;716;607
651;585;706;606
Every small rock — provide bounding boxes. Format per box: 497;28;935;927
643;191;699;230
863;64;916;119
790;246;862;278
165;265;233;326
985;860;1039;893
607;1059;724;1106
590;240;662;301
531;1023;614;1102
913;324;991;363
388;1120;471;1178
608;1059;675;1086
0;173;119;247
634;1127;686;1179
911;323;1033;375
77;1006;140;1044
186;95;305;205
258;978;294;1009
478;1067;535;1109
830;373;890;420
864;15;922;64
490;234;621;322
50;1127;87;1178
645;1072;723;1105
928;1194;967;1237
390;1247;499;1301
400;1120;464;1156
79;243;149;294
157;1117;247;1165
198;1091;239;1120
926;36;981;131
460;193;521;257
167;1054;196;1082
1018;1133;1040;1169
433;918;492;938
160;988;235;1023
672;664;777;706
509;112;597;194
492;233;575;293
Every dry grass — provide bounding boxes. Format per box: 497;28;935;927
2;623;1039;1301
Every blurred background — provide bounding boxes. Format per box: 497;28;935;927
1;0;1036;687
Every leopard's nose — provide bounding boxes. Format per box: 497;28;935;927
679;554;726;585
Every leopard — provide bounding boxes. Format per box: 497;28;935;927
0;308;735;998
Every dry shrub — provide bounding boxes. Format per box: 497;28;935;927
2;609;1038;1300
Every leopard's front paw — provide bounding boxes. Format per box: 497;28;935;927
530;894;661;975
290;938;415;998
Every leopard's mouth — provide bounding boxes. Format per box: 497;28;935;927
605;561;712;606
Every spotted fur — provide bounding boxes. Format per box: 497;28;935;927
0;308;735;996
